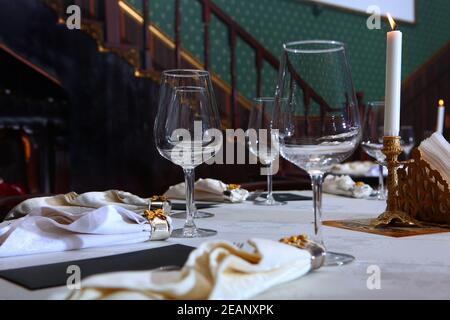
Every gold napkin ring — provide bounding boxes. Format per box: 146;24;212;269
280;234;326;270
227;184;241;191
148;195;172;214
145;209;171;240
150;195;169;202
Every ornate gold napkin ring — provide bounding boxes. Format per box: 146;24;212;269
279;234;325;270
224;184;241;197
372;137;450;227
144;209;171;240
280;234;309;248
227;184;241;191
148;195;172;214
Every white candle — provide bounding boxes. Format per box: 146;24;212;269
436;99;445;134
384;14;402;136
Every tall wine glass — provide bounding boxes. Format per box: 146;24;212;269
273;40;361;266
361;101;386;200
247;97;286;206
154;69;222;238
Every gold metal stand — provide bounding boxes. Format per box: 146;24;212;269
372;136;421;227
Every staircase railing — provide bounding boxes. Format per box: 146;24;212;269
173;0;281;128
45;0;337;129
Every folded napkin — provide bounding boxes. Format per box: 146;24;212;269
0;205;172;258
164;178;249;203
323;175;373;198
418;132;450;186
66;238;311;300
331;161;375;176
7;190;151;220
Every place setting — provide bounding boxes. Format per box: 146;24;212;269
0;0;449;304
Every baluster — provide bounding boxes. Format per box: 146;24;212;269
229;28;237;128
89;0;95;18
255;50;263;97
141;0;152;70
174;0;181;68
202;2;211;70
104;0;121;45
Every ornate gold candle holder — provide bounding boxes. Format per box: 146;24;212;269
372;136;422;227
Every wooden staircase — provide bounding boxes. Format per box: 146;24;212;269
43;0;259;128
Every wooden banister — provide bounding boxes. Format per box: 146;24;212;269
229;28;238;127
104;0;121;45
196;0;335;127
141;0;152;70
174;0;181;68
202;3;211;70
56;0;337;128
198;0;279;70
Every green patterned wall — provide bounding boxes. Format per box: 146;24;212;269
128;0;450;102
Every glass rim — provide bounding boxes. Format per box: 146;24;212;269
253;97;275;103
283;40;346;54
367;101;385;108
174;85;207;93
162;69;210;78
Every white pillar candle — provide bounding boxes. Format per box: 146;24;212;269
436;99;445;134
384;14;402;136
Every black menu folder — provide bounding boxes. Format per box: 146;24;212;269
0;244;195;290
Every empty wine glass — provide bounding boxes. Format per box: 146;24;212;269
273;40;361;266
247;97;286;206
154;69;222;238
400;126;415;159
361;101;386;200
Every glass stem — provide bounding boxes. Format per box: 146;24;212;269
310;173;324;245
183;168;196;229
266;163;274;201
378;164;385;200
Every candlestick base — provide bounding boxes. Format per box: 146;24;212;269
372;210;422;227
371;136;421;228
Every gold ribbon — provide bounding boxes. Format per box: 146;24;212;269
144;209;167;221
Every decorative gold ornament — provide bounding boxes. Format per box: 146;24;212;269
279;234;309;249
227;184;241;191
397;149;450;225
144;209;171;241
150;195;169;202
144;209;167;221
372;136;422;227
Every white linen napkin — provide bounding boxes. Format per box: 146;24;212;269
164;178;249;203
7;190;151;220
66;238;312;300
331;161;375;176
0;205;169;257
323;175;373;198
418;132;450;186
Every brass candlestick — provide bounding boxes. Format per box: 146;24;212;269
372;136;421;227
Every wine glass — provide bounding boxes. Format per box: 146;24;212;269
154;69;222;238
361;101;386;200
400;126;415;159
273;40;361;266
247;97;286;206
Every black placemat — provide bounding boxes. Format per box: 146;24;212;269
259;193;312;201
0;244;195;290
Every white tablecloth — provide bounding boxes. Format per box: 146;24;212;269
0;191;449;299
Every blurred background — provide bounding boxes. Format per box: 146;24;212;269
0;0;448;197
